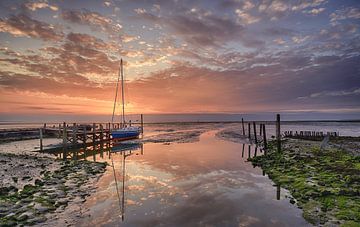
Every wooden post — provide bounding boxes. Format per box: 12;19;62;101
92;123;96;143
39;128;43;151
108;122;111;140
58;123;61;139
276;114;281;153
83;125;87;146
276;185;281;200
63;122;67;150
259;124;263;136
100;124;103;142
43;123;46;129
253;122;257;144
263;124;267;152
241;118;245;135
248;122;251;141
72;123;77;146
242;143;245;158
141;114;144;134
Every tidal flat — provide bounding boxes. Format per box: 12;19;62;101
0;152;106;226
0;122;359;226
249;139;360;226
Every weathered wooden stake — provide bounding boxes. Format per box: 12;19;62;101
58;123;61;139
83;125;87;146
263;124;267;152
241;118;245;135
253;122;257;144
259;123;263;136
242;143;245;158
39;128;43;151
276;114;281;153
72;123;77;146
248;122;251;141
100;124;104;142
276;185;281;200
92;123;96;143
62;122;67;149
141;114;144;134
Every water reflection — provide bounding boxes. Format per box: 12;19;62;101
110;143;143;221
56;130;309;226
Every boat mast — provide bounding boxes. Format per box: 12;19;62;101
120;58;126;125
111;60;121;124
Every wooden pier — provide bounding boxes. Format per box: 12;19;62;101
35;114;144;151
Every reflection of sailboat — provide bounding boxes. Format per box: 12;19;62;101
111;59;141;141
110;142;143;221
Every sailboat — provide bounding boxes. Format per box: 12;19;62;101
111;59;141;140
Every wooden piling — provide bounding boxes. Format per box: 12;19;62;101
100;124;104;142
276;185;281;200
83;125;87;146
253;122;257;144
263;124;267;152
241;118;245;135
242;143;245;158
248;122;251;141
72;123;77;145
259;123;263;136
92;123;96;143
141;114;144;134
39;128;43;151
62;122;67;150
276;114;281;153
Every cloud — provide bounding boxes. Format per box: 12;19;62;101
235;9;260;25
135;9;264;48
24;1;58;11
330;7;360;24
304;7;325;15
61;9;120;36
0;14;63;41
308;88;360;98
292;35;310;44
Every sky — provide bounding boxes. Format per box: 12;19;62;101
0;0;359;121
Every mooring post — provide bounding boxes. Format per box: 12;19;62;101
83;125;87;146
58;123;61;139
92;123;96;143
241;118;245;135
263;124;267;152
141;114;144;134
253;122;257;144
276;114;281;153
242;143;245;158
39;128;43;151
248;122;251;141
72;123;77;146
276;185;281;200
108;122;111;140
100;124;103;143
63;122;67;150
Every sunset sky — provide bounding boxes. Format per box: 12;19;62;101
0;0;359;121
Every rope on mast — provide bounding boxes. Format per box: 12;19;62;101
111;59;122;124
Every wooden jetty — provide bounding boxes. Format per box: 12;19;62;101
39;118;144;151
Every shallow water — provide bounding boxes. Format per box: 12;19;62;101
58;128;311;227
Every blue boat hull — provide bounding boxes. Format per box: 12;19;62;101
111;131;140;140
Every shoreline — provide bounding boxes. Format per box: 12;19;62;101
249;138;360;226
0;152;106;226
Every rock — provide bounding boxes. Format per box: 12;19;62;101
33;203;49;213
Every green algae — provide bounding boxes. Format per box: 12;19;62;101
249;140;360;226
0;159;106;226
